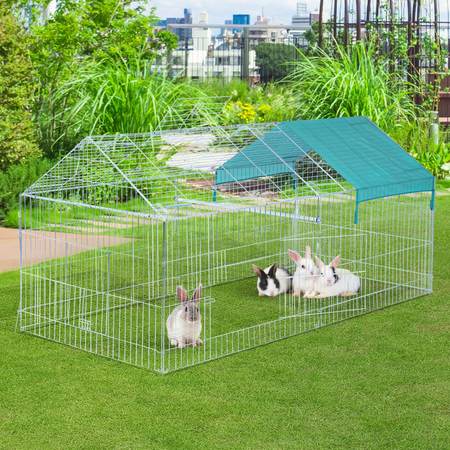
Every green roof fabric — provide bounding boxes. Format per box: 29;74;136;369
215;117;435;224
215;127;311;184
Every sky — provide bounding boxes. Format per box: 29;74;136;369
146;0;323;25
145;0;450;28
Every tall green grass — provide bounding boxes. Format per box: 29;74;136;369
287;41;419;132
40;53;207;154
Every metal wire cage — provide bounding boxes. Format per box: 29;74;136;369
17;103;434;373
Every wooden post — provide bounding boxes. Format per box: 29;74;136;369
318;0;324;49
356;0;362;41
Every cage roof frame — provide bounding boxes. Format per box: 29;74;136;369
216;116;435;223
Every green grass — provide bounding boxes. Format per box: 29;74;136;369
436;178;450;193
287;41;418;134
19;193;433;374
1;195;449;448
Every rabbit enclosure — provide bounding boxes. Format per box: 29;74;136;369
17;116;435;373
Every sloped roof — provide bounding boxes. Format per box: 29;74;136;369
24;122;287;221
215;125;311;184
216;116;435;223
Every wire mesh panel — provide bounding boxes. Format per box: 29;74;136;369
17;115;434;373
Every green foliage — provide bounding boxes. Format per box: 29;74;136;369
23;0;178;157
45;53;206;140
287;41;418;133
200;80;297;124
412;142;450;178
365;16;448;113
27;0;176;63
254;42;299;82
199;77;251;102
0;158;53;225
303;20;343;55
0;1;41;170
387;120;430;154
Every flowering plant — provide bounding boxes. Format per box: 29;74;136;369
222;101;272;125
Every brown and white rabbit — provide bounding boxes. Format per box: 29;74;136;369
288;246;319;298
314;255;361;298
252;263;292;297
166;285;203;348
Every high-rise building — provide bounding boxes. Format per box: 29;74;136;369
296;3;308;14
165;8;192;41
198;11;208;24
257;7;267;22
221;19;232;36
292;3;310;27
184;8;192;26
233;14;250;34
292;13;310;26
291;3;311;37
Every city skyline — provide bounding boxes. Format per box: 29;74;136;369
147;0;324;25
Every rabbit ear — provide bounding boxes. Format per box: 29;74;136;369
305;246;311;259
191;284;202;303
177;286;189;303
288;249;302;265
330;255;341;269
252;264;266;278
315;255;324;269
268;263;278;278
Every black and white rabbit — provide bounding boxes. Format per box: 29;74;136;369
314;255;361;298
288;246;319;298
166;285;203;348
252;263;292;297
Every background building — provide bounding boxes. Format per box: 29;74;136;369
165;8;192;41
233;14;250;34
221;19;232;36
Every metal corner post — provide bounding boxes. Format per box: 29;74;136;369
161;221;167;373
16;194;23;333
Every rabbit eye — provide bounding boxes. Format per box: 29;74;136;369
185;307;187;312
301;265;305;269
196;308;199;312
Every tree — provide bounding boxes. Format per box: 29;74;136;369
23;0;178;158
0;1;41;170
254;42;299;83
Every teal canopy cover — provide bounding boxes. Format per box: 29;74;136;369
215;116;435;224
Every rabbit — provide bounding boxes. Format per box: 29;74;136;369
288;246;319;298
314;255;361;298
252;263;292;297
166;285;203;348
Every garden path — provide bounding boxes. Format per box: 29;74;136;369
0;227;134;273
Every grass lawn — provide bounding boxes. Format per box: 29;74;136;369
1;194;449;449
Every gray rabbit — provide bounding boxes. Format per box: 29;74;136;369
166;285;203;348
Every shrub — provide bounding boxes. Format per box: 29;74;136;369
254;42;299;83
0;1;41;170
411;143;450;178
0;158;53;226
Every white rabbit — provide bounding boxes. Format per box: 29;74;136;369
288;246;319;298
252;263;292;297
166;285;203;348
314;255;361;298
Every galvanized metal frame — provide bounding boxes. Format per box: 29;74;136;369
17;102;434;373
